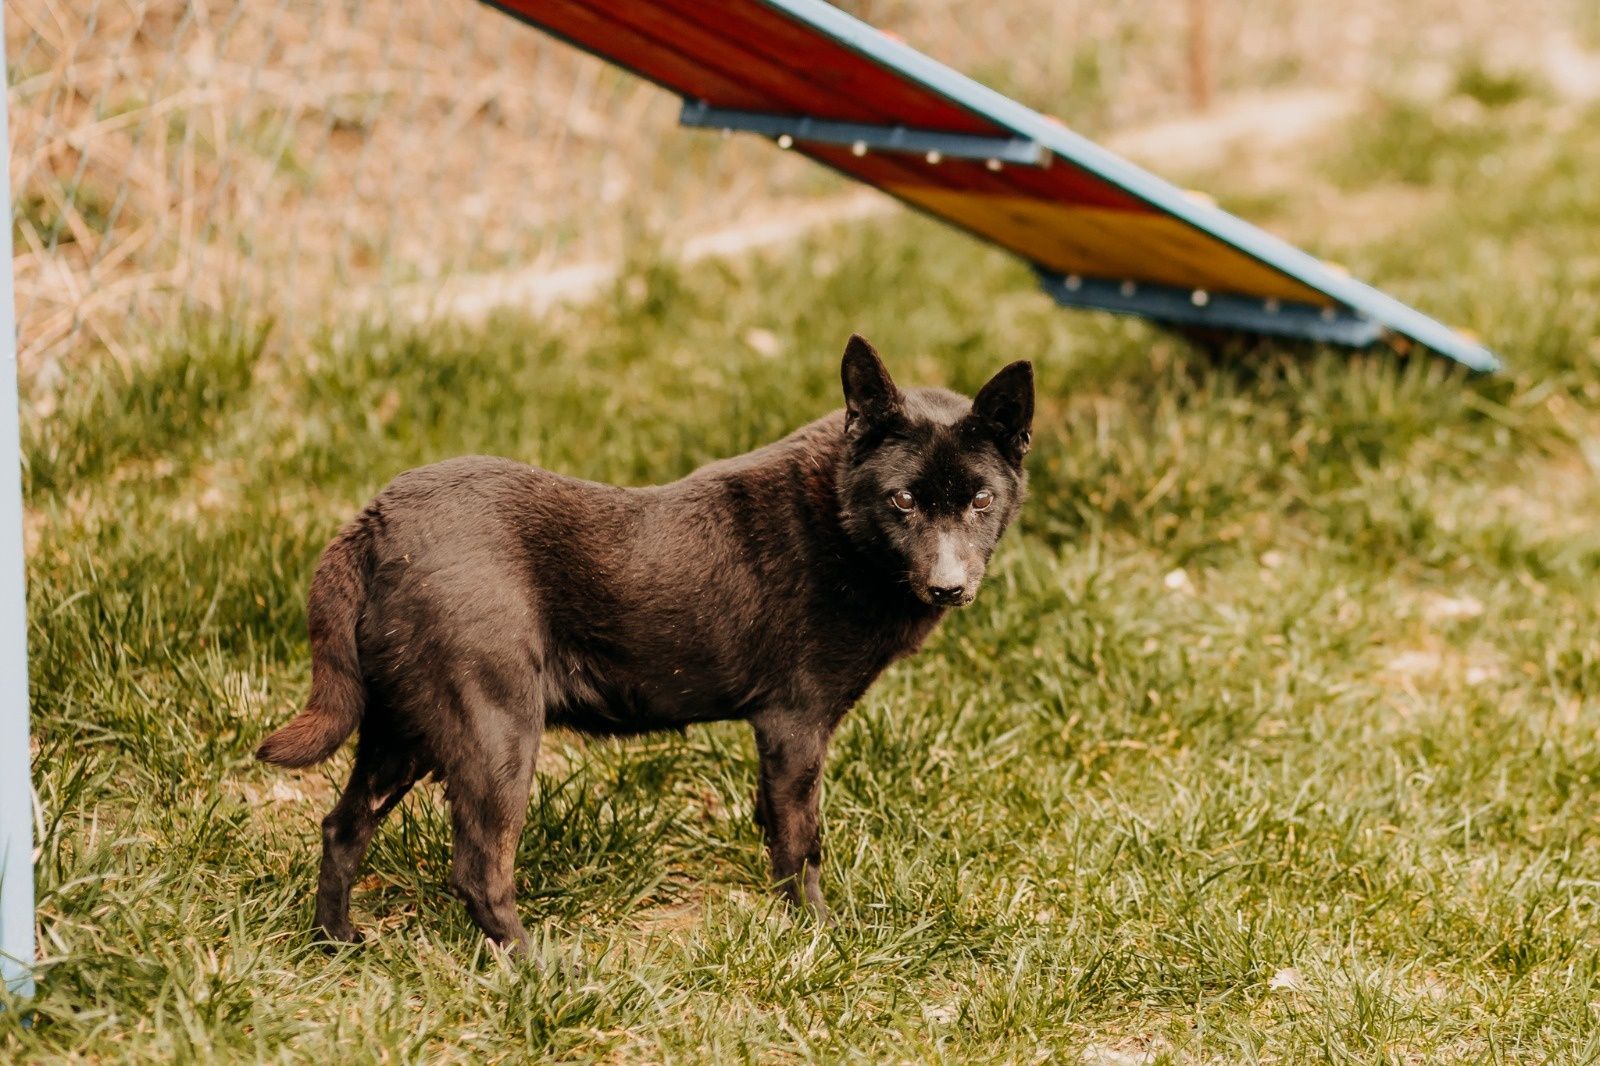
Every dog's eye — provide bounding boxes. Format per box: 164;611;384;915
972;490;994;512
890;489;916;512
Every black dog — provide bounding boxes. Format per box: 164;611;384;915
257;335;1033;949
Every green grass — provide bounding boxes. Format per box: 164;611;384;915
6;90;1600;1062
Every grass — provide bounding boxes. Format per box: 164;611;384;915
6;84;1600;1062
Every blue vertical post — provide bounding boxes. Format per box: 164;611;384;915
0;0;36;1001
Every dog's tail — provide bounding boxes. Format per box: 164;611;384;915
255;509;377;768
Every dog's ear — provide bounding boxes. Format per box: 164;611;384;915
969;360;1034;466
841;333;904;436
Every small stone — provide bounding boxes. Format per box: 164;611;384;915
1080;1042;1162;1065
1269;966;1305;991
743;328;782;358
1423;594;1484;622
1385;650;1442;676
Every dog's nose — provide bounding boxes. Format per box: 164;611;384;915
927;584;966;605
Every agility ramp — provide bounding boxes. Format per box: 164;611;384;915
481;0;1499;372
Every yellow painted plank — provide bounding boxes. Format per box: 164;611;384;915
886;186;1333;305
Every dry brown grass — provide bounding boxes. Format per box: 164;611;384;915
4;0;1579;383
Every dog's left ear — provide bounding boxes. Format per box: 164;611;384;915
969;360;1034;466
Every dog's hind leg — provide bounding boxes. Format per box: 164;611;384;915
444;699;540;953
313;723;420;944
751;711;837;920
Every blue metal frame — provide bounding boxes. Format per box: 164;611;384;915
1036;270;1383;345
679;100;1049;166
752;0;1500;372
0;0;36;1002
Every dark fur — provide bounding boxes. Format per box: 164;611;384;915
257;335;1033;948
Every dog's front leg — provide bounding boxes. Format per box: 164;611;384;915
751;710;835;920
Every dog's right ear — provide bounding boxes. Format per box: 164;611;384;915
841;333;903;436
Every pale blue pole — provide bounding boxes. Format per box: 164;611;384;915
0;0;37;1000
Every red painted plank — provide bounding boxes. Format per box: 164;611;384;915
578;0;915;128
633;1;1151;211
554;0;1000;202
504;0;773;110
543;0;1152;212
651;0;996;134
500;0;1164;245
499;0;1150;215
588;0;1126;209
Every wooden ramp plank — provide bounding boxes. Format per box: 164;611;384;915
481;0;1499;370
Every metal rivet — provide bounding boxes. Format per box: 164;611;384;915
1119;281;1136;297
1263;298;1280;314
1191;290;1209;307
985;158;1002;171
777;134;794;149
1065;274;1082;291
851;140;868;157
1320;307;1336;321
925;150;942;164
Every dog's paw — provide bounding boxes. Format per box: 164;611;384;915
493;932;591;982
806;901;836;927
540;951;591;983
316;923;365;950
